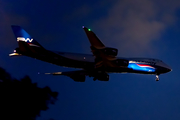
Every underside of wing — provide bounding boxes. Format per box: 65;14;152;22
44;70;87;82
43;70;110;82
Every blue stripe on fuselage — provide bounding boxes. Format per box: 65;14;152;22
128;63;155;72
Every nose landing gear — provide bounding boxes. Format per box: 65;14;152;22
155;75;159;81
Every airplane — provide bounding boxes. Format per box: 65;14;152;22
9;25;172;82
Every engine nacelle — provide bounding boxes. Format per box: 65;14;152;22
102;47;118;56
93;72;109;81
70;74;86;82
112;59;129;67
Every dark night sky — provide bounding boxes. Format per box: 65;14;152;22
1;0;180;120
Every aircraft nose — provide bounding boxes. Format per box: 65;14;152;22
157;62;172;74
156;66;172;74
161;66;172;74
164;68;172;73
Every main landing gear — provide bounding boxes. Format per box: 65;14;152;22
155;75;159;81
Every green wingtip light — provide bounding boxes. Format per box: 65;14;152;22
88;28;91;31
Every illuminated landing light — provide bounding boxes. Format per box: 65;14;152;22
82;26;85;28
9;53;21;56
88;29;91;31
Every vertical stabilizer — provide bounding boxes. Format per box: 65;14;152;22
11;25;44;48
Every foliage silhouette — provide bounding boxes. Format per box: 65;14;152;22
0;67;58;120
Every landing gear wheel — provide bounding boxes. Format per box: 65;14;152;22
155;75;159;81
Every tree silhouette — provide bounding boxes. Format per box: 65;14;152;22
0;67;58;120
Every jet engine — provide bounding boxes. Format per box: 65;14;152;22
102;47;118;56
112;59;129;67
93;72;109;81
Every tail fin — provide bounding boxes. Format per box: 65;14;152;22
11;25;44;48
10;25;45;56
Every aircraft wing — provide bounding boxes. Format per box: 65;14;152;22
43;69;110;82
83;26;121;68
43;70;87;82
82;26;105;49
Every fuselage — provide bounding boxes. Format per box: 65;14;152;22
53;51;171;75
15;47;171;76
